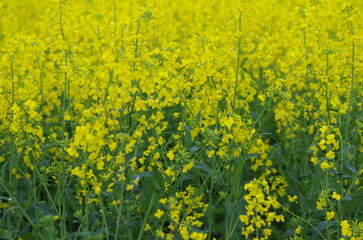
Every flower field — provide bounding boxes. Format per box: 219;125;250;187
0;0;363;239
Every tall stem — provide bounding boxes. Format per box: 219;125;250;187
233;11;242;109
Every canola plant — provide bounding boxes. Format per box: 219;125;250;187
0;0;362;239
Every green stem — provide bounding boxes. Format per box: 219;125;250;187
115;181;125;240
137;190;157;240
0;182;40;237
233;11;242;109
58;0;66;41
325;54;331;125
282;205;327;240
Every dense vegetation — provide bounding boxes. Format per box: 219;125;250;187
0;0;362;239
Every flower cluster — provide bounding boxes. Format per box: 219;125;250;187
0;0;362;239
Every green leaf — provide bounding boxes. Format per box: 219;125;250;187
67;231;92;238
190;145;201;155
0;228;12;239
184;125;192;150
32;205;56;215
193;161;211;172
243;153;262;160
196;109;202;125
342;190;363;214
22;232;37;240
168;174;192;195
134;171;154;179
151;168;163;192
224;202;235;218
344;163;358;174
316;220;334;231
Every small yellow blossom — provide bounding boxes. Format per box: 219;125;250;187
325;150;335;159
311;157;319;165
167;151;175;160
154;209;165;219
295;226;302;235
326;211;335;220
144;223;151;231
182;161;194;173
332;192;341;201
190;232;207;240
320;160;330;170
288;195;298;203
341;220;352;237
159;198;168;204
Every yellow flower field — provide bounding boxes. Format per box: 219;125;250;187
0;0;362;239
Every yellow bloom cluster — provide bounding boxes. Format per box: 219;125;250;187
340;220;363;240
152;185;208;240
0;0;362;239
239;178;285;239
310;125;340;171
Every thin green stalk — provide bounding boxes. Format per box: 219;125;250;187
34;49;44;105
58;0;66;41
233;11;242;109
346;40;355;135
113;0;118;34
10;49;17;106
98;195;110;240
72;195;90;240
34;166;60;216
115;181;125;240
282;205;327;240
8;49;17;196
137;191;157;240
97;25;103;65
133;15;143;71
207;174;214;240
0;182;39;237
58;0;68;234
59;71;68;240
325;53;331;125
325;172;331;240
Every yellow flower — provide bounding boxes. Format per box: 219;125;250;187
325;150;335;159
167;151;175;160
206;150;215;158
182;161;194;173
159;198;168;204
263;228;272;238
166;233;174;240
111;200;120;205
341;220;352;237
320;160;330;170
144;223;151;231
164;167;176;177
318;139;327;150
239;215;249;224
295;226;302;235
154;209;165;219
310;157;319;165
156;229;165;238
316;199;325;210
288;195;298;203
326;211;335;220
332;192;341;201
326;134;336;144
190;232;207;240
320;126;329;135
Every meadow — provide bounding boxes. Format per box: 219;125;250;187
0;0;362;239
